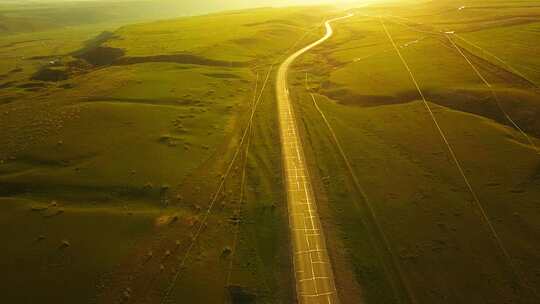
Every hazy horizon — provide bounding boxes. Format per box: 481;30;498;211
0;0;368;21
0;0;361;5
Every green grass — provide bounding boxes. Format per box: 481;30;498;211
460;22;540;85
1;1;539;303
289;1;540;303
0;197;158;303
358;0;540;86
106;6;328;61
0;1;204;35
298;11;540;136
0;5;328;303
294;89;540;303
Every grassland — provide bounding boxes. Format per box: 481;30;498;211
0;0;212;35
290;0;540;303
0;5;332;303
1;0;539;303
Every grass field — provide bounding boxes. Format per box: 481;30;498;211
1;0;539;303
290;0;540;303
0;5;331;303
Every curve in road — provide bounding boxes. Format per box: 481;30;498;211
276;13;353;304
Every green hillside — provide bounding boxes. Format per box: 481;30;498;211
0;6;331;303
0;0;539;303
290;0;540;303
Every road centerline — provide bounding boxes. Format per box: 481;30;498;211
276;13;353;304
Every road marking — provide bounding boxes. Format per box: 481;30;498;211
276;13;354;304
300;276;331;282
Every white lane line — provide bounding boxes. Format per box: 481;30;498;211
300;276;331;283
300;291;336;297
299;186;319;296
278;13;354;304
295;249;325;255
312;261;330;265
293;228;321;232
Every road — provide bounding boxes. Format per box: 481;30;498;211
276;13;353;304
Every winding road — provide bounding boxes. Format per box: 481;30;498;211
276;13;353;304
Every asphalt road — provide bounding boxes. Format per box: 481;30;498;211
276;13;353;304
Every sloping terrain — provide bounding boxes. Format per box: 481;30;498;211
1;1;539;304
290;1;540;303
0;6;330;304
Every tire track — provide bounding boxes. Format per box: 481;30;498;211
380;17;530;296
446;34;539;154
308;90;417;304
160;65;274;304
